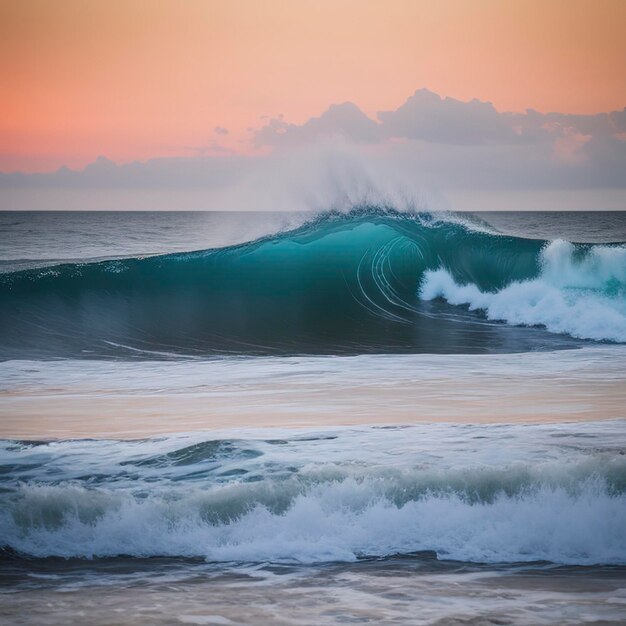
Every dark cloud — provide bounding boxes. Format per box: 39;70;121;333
214;126;229;135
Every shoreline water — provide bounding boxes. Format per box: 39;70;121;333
2;557;626;626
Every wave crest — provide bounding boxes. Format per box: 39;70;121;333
420;240;626;342
2;477;625;565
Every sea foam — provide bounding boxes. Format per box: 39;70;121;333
2;478;624;565
420;240;626;342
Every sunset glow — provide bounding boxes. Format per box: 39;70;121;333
2;0;625;172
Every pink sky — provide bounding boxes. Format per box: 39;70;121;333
1;0;625;172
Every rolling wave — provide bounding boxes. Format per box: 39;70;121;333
2;423;625;564
0;209;624;358
3;479;624;564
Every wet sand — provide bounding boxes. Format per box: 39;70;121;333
1;348;624;439
2;557;626;626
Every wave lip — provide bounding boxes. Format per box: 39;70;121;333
420;240;626;342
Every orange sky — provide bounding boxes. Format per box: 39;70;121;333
1;0;625;172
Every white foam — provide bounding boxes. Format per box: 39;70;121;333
2;478;625;565
420;240;626;342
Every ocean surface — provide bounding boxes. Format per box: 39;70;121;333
1;209;625;625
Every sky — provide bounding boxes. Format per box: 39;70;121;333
2;0;626;173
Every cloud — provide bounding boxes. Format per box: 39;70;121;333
377;88;518;145
253;88;626;149
1;154;250;189
580;133;626;186
2;89;625;211
254;102;381;147
508;108;626;138
214;126;229;135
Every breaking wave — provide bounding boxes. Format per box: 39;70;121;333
420;239;626;342
2;423;626;565
2;467;625;565
0;209;624;358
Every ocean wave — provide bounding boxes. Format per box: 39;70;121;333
0;209;624;358
420;240;626;342
2;476;625;565
3;420;625;565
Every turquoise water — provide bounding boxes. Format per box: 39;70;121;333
1;210;625;359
